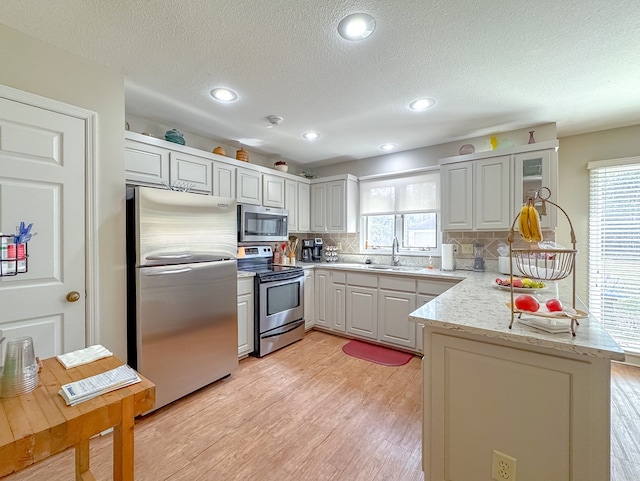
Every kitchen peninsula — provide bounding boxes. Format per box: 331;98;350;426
409;271;624;481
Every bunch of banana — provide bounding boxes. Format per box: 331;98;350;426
519;200;543;242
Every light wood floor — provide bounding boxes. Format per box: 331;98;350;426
5;330;640;481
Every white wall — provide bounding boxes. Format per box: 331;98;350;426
312;123;557;178
557;124;640;303
0;24;128;358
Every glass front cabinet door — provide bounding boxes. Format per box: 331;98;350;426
513;149;558;231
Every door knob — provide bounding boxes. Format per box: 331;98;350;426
66;291;81;303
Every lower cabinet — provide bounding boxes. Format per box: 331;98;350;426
331;271;347;332
346;273;378;340
303;269;315;330
313;269;458;352
378;276;417;349
237;277;254;358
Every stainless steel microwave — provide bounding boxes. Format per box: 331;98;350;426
238;204;288;242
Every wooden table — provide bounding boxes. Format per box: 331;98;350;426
0;355;155;480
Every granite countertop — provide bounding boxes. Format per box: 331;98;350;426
299;262;624;361
408;270;625;361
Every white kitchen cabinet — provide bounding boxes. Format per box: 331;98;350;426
262;173;285;208
125;139;169;186
440;141;559;232
378;276;417;349
237;277;254;358
513;149;558;230
285;179;311;233
423;330;608;481
284;179;299;232
331;271;347;332
303;269;315;330
169;152;213;194
213;162;236;198
297;182;310;232
441;156;510;230
314;269;331;329
345;273;378;340
310;175;358;233
236;167;262;205
415;278;458;353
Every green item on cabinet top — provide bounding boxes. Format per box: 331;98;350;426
165;129;185;145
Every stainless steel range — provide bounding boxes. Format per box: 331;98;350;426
237;246;305;357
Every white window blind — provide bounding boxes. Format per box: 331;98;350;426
589;158;640;353
360;172;439;214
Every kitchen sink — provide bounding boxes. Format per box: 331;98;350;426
365;265;393;270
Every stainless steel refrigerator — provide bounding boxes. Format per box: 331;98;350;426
126;186;238;412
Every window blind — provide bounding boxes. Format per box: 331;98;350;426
360;172;439;214
589;158;640;353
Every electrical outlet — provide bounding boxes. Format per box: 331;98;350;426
461;243;474;255
492;450;516;481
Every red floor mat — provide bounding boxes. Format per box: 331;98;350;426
342;339;413;366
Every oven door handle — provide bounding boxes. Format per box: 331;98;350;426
261;320;305;339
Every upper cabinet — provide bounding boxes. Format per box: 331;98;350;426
123;133;311;225
125;139;170;186
310;175;358;233
513;149;558;230
169;152;212;194
213;162;236;198
236;167;262;205
262;174;285;208
440;141;558;231
285;179;311;233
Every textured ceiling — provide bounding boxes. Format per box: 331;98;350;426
2;1;639;166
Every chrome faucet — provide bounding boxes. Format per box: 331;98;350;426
391;237;400;266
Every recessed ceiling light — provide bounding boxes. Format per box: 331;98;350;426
338;13;376;40
409;98;436;111
210;88;238;102
303;131;320;140
380;143;398;151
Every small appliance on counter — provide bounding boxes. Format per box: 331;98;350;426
301;239;314;262
473;242;485;272
312;238;323;262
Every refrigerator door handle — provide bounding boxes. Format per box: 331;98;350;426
145;267;193;276
146;253;193;260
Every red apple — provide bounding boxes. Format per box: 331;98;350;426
514;294;540;312
545;299;563;312
512;279;524;288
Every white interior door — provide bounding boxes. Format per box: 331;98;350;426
0;96;86;360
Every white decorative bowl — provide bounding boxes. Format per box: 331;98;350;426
274;164;288;173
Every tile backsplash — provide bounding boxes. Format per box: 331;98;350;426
294;230;557;272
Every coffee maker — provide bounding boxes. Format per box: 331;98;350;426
301;239;314;262
312;238;323;262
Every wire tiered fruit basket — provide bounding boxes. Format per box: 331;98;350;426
507;187;586;336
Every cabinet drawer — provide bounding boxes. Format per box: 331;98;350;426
332;271;347;284
346;272;377;288
237;277;254;296
417;279;457;295
379;275;416;292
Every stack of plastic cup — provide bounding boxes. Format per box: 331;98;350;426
0;336;39;397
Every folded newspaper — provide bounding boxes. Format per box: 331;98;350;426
58;364;141;406
56;344;113;369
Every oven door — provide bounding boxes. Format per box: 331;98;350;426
258;275;304;333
